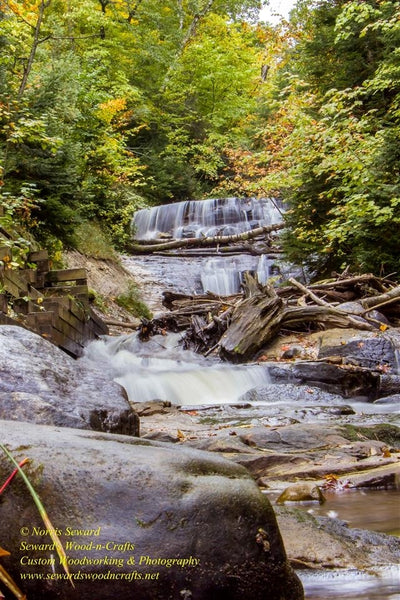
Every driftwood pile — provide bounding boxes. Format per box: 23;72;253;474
148;272;400;362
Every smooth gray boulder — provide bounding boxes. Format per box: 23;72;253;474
0;325;139;435
0;421;303;600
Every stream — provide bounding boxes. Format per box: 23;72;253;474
89;197;399;600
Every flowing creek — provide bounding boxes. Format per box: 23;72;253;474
88;197;399;600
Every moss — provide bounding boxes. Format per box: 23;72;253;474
338;424;400;446
115;282;152;319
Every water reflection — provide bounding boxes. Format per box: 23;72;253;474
275;489;400;600
303;489;400;537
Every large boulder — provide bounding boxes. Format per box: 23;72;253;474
0;325;138;435
0;421;303;600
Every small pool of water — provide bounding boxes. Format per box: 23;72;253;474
266;488;400;536
303;489;400;536
268;488;400;600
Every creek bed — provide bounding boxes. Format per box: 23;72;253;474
264;488;400;600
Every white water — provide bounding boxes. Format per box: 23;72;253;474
256;253;271;286
301;567;400;600
84;332;270;406
132;196;282;240
201;257;242;295
130;195;281;297
199;254;272;295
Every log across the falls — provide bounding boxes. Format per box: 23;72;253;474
129;222;285;254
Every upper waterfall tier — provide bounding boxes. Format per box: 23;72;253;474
132;197;282;240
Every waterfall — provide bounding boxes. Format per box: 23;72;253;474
199;254;272;295
132;197;282;240
201;258;241;295
256;254;271;286
84;333;270;406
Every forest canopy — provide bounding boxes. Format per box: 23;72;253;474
1;0;399;275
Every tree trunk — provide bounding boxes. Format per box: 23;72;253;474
18;0;51;99
360;285;400;311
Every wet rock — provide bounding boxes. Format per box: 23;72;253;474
141;430;179;443
275;506;400;569
263;328;400;398
218;424;400;481
353;471;399;489
377;375;400;398
237;424;346;452
241;383;347;405
132;401;172;417
373;394;400;406
187;436;260;454
334;405;356;415
236;453;313;480
318;328;396;369
268;360;380;398
338;302;389;328
276;483;326;504
0;421;303;600
337;423;400;448
343;440;387;459
0;325;139;435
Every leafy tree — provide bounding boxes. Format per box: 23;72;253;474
281;0;400;274
216;0;400;276
0;0;265;249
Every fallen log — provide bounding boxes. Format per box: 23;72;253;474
360;285;400;311
163;290;239;310
219;300;377;363
288;277;333;307
129;223;285;254
141;273;400;363
281;306;376;331
219;292;284;362
103;318;140;329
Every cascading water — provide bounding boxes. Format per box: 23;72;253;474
256;254;271;286
200;257;241;295
132;196;282;240
200;255;272;295
129;196;281;297
106;196;279;404
84;332;270;406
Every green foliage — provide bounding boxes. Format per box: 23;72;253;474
286;1;400;274
88;288;108;313
73;221;118;260
231;0;400;276
115;282;152;319
1;0;398;278
0;184;39;267
0;0;264;248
